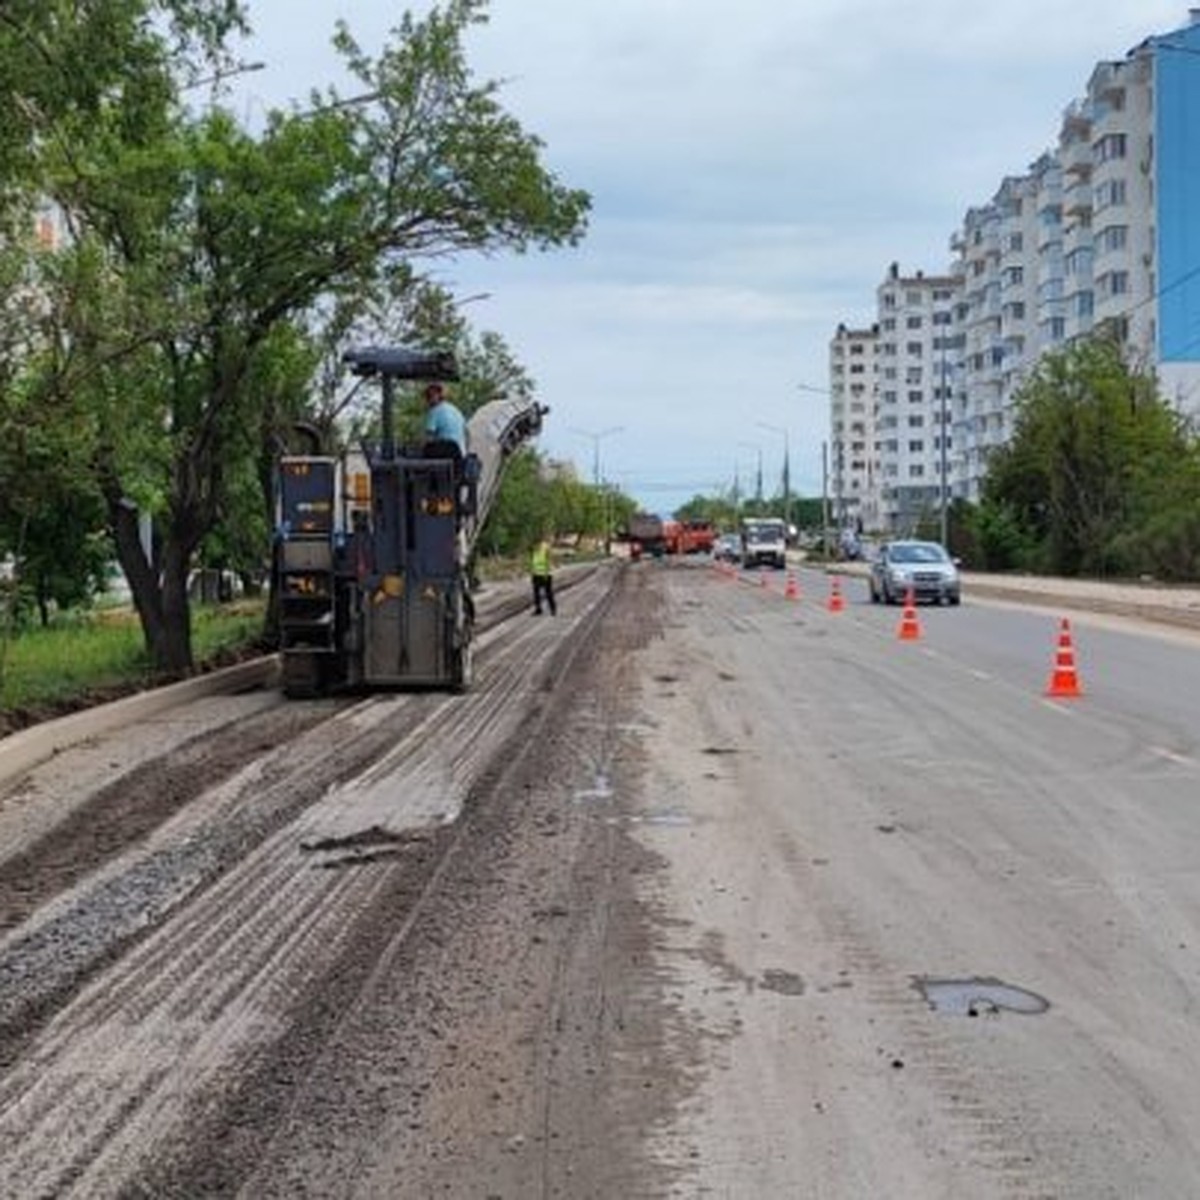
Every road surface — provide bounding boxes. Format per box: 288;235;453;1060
2;559;1200;1197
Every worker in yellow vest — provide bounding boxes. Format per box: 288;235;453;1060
530;537;556;616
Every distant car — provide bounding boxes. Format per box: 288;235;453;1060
713;533;741;563
869;540;961;605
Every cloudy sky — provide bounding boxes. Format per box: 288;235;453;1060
234;1;1187;512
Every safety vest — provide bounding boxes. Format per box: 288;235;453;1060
531;543;551;575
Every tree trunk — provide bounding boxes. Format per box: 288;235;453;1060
158;540;194;675
108;497;195;677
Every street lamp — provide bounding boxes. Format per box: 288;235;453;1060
756;421;791;529
737;441;763;506
938;346;950;548
570;426;624;487
184;60;266;91
571;426;623;555
798;382;836;556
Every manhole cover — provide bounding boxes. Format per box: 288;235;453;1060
915;976;1049;1017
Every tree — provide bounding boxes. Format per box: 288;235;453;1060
5;0;589;674
981;336;1197;577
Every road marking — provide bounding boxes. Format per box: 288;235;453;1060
1149;745;1196;766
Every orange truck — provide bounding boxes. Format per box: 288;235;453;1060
628;514;715;556
678;519;715;554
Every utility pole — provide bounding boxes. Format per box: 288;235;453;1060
822;441;831;558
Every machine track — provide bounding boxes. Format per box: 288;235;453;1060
0;563;638;1197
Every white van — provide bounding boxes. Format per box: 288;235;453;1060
740;518;787;569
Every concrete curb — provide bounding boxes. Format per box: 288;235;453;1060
0;656;280;785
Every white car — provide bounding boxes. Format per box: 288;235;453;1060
869;540;961;605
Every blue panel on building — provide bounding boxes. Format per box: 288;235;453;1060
1156;22;1200;362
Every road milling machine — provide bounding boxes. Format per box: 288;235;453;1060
274;346;547;697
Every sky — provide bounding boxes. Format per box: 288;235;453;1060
231;0;1188;514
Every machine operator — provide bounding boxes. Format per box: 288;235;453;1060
423;382;467;454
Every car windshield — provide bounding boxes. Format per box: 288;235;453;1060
888;543;949;564
745;528;779;543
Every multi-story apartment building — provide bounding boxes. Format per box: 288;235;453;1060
871;264;960;533
827;322;878;533
834;11;1200;529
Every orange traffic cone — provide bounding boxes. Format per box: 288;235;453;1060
785;571;800;601
1045;617;1083;698
827;576;845;613
896;587;921;641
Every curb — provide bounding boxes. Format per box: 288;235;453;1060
0;656;280;786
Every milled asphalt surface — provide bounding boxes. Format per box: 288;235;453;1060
4;564;1200;789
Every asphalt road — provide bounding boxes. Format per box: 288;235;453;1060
2;559;1200;1196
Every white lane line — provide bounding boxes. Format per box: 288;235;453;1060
1150;745;1196;766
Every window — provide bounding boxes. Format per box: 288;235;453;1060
1095;132;1127;162
1065;246;1093;277
907;414;924;428
909;463;925;477
1098;225;1128;253
905;290;923;305
906;315;923;329
1104;270;1129;296
907;390;923;404
906;342;923;357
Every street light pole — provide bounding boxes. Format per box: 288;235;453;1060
757;421;791;529
822;441;831;558
939;344;949;548
570;426;624;488
570;427;624;554
737;441;762;507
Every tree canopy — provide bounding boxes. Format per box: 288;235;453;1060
978;336;1200;579
0;0;590;673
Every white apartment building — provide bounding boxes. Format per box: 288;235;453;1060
833;11;1200;527
872;264;959;534
828;323;878;533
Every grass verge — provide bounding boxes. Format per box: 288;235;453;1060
0;600;268;720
